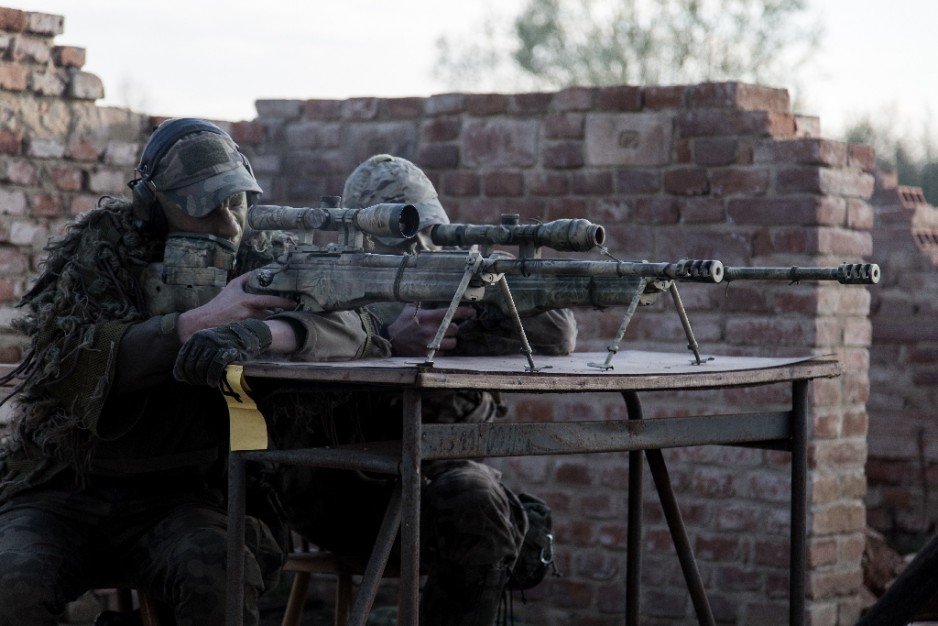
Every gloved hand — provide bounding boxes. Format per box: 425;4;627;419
173;318;272;387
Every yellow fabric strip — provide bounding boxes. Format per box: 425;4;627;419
223;364;269;451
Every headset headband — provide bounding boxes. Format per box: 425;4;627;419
136;118;227;182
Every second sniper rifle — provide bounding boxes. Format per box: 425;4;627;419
244;199;880;371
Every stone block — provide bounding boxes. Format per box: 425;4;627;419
0;8;27;32
585;113;672;166
26;11;63;36
462;119;537;168
52;45;85;68
67;70;105;100
10;34;50;64
0;61;27;91
28;69;66;96
26;137;64;159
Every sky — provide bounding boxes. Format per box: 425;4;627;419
7;0;938;143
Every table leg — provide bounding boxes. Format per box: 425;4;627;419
645;448;715;626
622;392;644;626
348;484;403;626
398;389;422;625
790;380;808;626
226;452;247;626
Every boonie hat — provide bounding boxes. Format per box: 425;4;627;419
152;131;262;218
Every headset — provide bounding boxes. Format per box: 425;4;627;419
127;118;256;232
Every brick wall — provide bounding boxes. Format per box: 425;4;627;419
0;7;878;625
866;176;938;552
247;86;874;625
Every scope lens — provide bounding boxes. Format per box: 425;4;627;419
398;204;420;238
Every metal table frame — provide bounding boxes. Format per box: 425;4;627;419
225;352;840;626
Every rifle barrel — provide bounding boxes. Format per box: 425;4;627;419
723;263;880;285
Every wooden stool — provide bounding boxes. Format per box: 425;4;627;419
280;548;401;626
93;585;164;626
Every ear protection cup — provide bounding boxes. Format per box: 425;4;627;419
127;118;228;231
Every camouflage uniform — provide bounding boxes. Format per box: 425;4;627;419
271;155;577;625
0;124;389;626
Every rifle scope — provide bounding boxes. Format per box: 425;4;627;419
248;203;419;241
430;218;605;252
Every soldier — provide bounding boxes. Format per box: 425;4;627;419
265;154;577;625
0;119;389;626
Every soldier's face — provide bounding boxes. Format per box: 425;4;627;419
163;192;248;245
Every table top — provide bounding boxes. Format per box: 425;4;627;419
241;350;841;392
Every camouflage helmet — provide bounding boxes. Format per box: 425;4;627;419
146;120;262;218
342;154;449;245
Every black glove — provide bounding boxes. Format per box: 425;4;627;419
173;319;273;387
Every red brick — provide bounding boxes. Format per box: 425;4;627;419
341;97;379;120
555;460;592;485
513;397;555;422
727;197;845;226
776;167;874;197
416;144;459;169
644;85;686;109
0;128;22;155
549;579;594;608
441;171;480;196
695;535;741;561
0;62;28;91
508;91;553;114
679;198;724;223
849;143;876;171
596;85;642;111
717;565;762;591
425;93;465;115
663;167;709;195
755;138;847;167
544;112;584;139
694;138;739;166
0;8;27;32
553;519;594;545
755;538;791;566
689;82;791;112
483;172;523;197
48;166;83;191
26;12;62;36
807;569;864;600
2;157;36;184
230;121;264;145
632;197;679;224
420;116;460;143
553;86;595;111
675;139;692;163
28;193;64;217
677;110;796;138
301;99;341;120
709;167;769;196
846;199;873;229
68;194;98;216
725;317;810;346
66;138;102;162
818;227;872;256
462;119;537;167
527;172;569;196
615;168;659;193
543;141;584;169
465;93;508;116
596;522;627;549
571;171;612;195
52;45;85;68
383;97;423;119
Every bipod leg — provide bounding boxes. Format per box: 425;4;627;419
424;252;483;365
496;275;545;372
668;283;704;365
588;278;648;370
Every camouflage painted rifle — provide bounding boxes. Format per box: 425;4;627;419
245;200;879;370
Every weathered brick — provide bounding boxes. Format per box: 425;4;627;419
0;8;27;32
465;93;508;116
10;34;50;64
725;317;811;346
709;167;769;196
0;187;27;215
663;167;709;195
694;137;739;166
52;45;85;68
1;157;36;185
68;194;98;216
544;112;584;139
88;168;126;194
688;82;791;112
615;168;660;194
585;112;672;166
644;85;686;109
483;172;523;197
569;171;612;196
284;120;341;149
717;565;762;591
754;538;791;566
462;119;537;168
28;69;65;96
527;172;569;196
341;97;379;121
818;227;872;256
727;197;845;226
425;93;465;116
542;141;583;169
383;97;423;119
554;460;592;485
807;568;864;600
0;62;28;91
66;138;102;162
29;193;64;217
26;137;64;159
596;85;642;111
508;91;553;114
48;166;83;191
230;121;264;145
776;167;875;198
67;70;104;100
679;198;724;223
416;143;459;169
754;138;847;167
677;110;796;138
300;99;340;120
442;171;480;196
0;128;22;155
848;143;875;172
846;199;873;230
632;197;679;224
103;141;139;166
26;11;63;36
553;86;595;111
8;219;45;246
420;116;460;143
795;115;821;138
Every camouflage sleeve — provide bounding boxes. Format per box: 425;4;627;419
270;309;391;361
452;307;577;357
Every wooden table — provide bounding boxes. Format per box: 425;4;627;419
225;350;840;626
